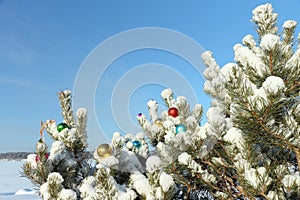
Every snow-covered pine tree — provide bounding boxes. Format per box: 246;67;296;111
79;130;176;200
22;90;91;199
137;88;216;200
22;90;176;200
139;3;300;199
201;3;300;199
23;3;300;200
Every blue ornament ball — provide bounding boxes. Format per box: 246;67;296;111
176;124;187;134
132;140;142;149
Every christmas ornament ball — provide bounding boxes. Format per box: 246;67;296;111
35;156;40;162
132;140;142;149
97;143;113;158
154;118;163;127
168;107;179;118
176;124;187;134
36;139;46;153
57;122;68;132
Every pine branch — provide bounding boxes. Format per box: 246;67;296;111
169;162;193;198
269;50;273;72
244;101;300;170
58;90;76;126
294;149;300;172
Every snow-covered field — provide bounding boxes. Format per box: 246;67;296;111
0;160;41;200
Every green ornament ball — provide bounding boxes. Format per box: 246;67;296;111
57;122;68;132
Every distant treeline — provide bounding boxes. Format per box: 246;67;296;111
0;151;94;161
0;152;33;161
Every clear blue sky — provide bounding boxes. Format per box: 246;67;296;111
0;0;299;152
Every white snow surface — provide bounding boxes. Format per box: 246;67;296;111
161;88;173;100
25;154;38;169
159;172;174;192
76;107;87;118
262;76;285;94
49;140;66;162
248;87;268;111
260;34;280;51
251;3;278;25
234;44;267;77
281;172;300;188
177;152;191;165
145;155;161;174
220;63;237;81
58;189;77;200
130;173;152;197
223;127;245;150
283;20;297;29
0;160;41;200
242;34;256;48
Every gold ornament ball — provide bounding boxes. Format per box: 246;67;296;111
97;143;113;158
154;118;163;127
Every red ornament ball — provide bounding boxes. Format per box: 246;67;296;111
168;107;179;118
35;156;40;162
